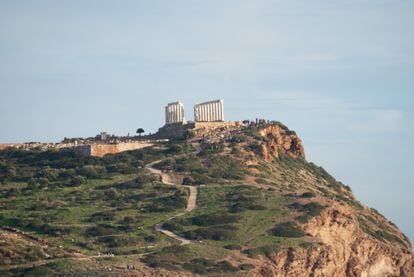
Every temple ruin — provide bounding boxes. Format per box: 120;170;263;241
165;101;185;125
194;99;224;122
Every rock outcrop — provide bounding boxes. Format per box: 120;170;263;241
258;124;305;161
254;203;413;277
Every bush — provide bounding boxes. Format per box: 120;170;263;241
303;202;325;216
239;263;255;271
106;162;137;174
183;262;207;274
300;192;316;198
288;202;325;217
37;167;59;181
88;211;116;222
243;245;280;258
245;142;262;155
270;222;305;238
144;235;157;243
162;221;184;232
70;175;86;186
224;244;242;250
229;135;248;143
190;173;212;185
166;144;183;154
214;261;239;273
144;192;187;212
184;225;237;241
182;176;195;185
190;213;240;226
78;165;106;178
86;224;117;236
206;156;246;180
103;188;119;201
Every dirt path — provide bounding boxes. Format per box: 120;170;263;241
145;159;197;245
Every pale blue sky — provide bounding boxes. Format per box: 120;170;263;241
1;1;413;243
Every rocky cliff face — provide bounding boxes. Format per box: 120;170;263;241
241;124;413;276
254;203;413;277
258;124;305;161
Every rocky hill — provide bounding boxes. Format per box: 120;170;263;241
0;122;412;276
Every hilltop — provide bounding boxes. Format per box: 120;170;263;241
0;121;412;276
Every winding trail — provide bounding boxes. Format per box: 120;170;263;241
145;160;197;245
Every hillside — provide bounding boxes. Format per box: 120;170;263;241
0;122;412;276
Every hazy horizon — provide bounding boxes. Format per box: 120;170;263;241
1;1;413;244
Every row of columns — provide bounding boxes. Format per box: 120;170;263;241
194;100;224;122
165;102;184;125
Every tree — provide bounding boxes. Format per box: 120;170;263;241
136;128;145;136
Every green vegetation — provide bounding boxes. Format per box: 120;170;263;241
0;125;401;276
204;155;246;180
243;244;281;258
162;184;302;257
0;146;195;262
357;215;406;246
289;202;325;217
142;244;238;274
269;222;305;238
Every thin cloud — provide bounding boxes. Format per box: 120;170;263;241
348;109;403;133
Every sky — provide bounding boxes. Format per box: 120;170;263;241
1;1;413;244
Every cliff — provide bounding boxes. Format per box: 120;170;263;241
258;124;305;161
255;203;412;277
239;124;413;276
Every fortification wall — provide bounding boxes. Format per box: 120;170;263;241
90;142;152;157
0;144;19;150
68;142;152;157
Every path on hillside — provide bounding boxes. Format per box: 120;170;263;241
145;159;197;245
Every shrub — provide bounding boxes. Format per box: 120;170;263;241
37;167;59;181
104;188;119;200
144;192;187;212
224;244;242;250
70;175;86;186
182;176;195;185
300;192;316;198
229;135;248;143
190;213;240;226
166;144;183;154
85;224;117;236
184;225;237;241
243;245;280;258
245;142;262;155
206;156;246;180
239;263;255;271
88;211;115;222
162;221;184;232
144;235;157;243
215;261;239;273
270;222;305;238
183;262;207;274
190;173;212;185
288;202;325;217
78;165;106;178
303;202;324;216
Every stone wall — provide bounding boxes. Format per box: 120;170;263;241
0;144;19;150
68;142;153;157
193;121;238;130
